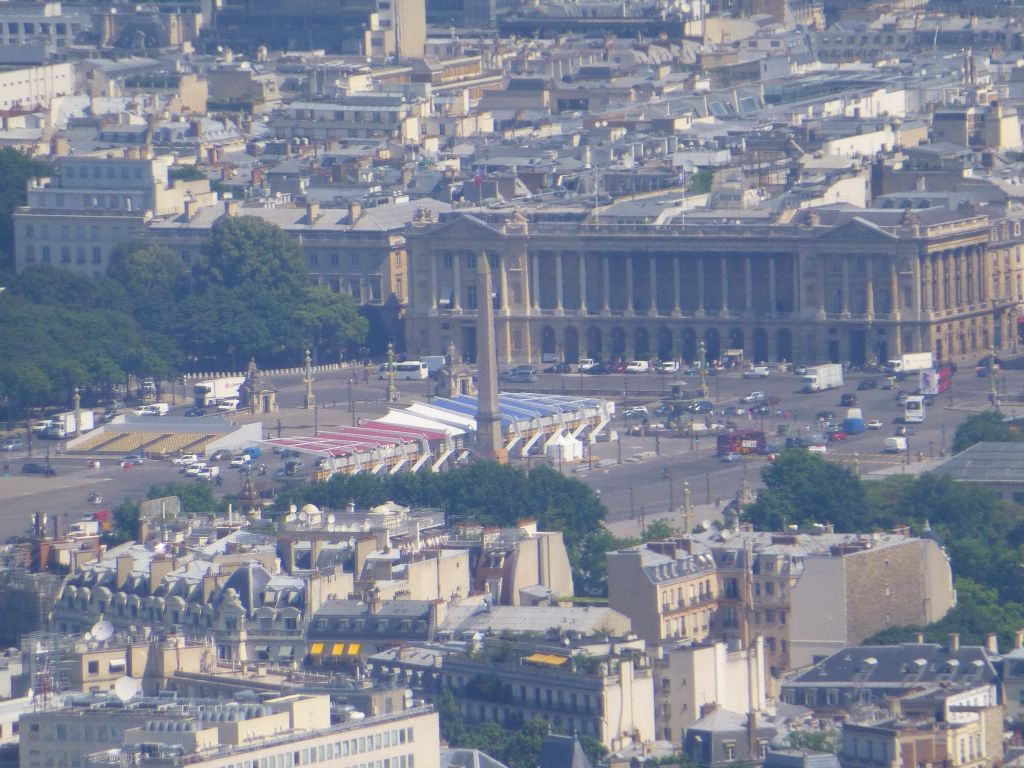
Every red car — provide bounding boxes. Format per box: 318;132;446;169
827;431;848;442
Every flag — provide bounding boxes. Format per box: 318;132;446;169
473;167;483;188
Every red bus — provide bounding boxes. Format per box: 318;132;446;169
717;429;766;456
919;364;954;395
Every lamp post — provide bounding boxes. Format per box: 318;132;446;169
348;376;356;427
683;481;691;533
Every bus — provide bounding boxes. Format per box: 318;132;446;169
717;429;766;457
904;395;926;423
919;364;954;396
393;361;429;380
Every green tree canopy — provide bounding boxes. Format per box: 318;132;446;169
0;148;50;275
952;410;1024;453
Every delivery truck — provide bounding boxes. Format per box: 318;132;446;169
43;410;95;439
802;363;844;393
885;352;933;375
842;408;864;434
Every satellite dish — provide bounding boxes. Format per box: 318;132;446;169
114;676;139;703
327;514;336;525
700;519;711;531
91;620;114;643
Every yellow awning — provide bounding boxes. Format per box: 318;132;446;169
331;643;346;657
346;643;361;655
523;652;569;667
310;642;325;656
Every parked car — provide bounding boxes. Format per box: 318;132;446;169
815;410;836;422
857;379;878;390
172;454;200;467
866;419;883;430
749;404;771;416
230;454;253;467
740;391;766;403
21;462;56;476
827;431;848;442
743;366;771;379
124;453;146;464
499;369;538;383
624;406;649;418
657;361;680;374
625;360;651;374
807;443;828;454
1;437;24;451
840;393;858;407
209;449;232;462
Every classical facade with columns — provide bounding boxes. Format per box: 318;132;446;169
404;205;1018;366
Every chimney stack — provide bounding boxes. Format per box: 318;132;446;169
1016;629;1024;650
914;632;925;644
948;633;960;654
985;633;999;654
306;201;320;223
224;199;239;217
348;200;361;222
116;553;134;589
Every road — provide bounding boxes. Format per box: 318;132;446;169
0;359;1017;542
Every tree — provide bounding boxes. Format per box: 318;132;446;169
0;148;50;274
744;449;867;531
788;729;840;753
952;410;1024;453
109;499;140;544
297;285;369;362
147;482;216;516
643;519;678;541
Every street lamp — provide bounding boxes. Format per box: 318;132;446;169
348;376;356;427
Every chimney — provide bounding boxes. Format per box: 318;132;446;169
1017;629;1024;650
914;632;925;644
306;201;320;224
311;538;324;569
149;556;174;594
224;199;238;217
348;200;361;222
948;633;960;654
202;570;217;602
985;633;999;654
116;553;134;589
369;588;383;613
280;538;296;574
184;200;196;220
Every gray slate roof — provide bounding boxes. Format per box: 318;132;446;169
932;441;1024;484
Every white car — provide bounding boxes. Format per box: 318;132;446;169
807;444;828;454
657;361;680;374
230;454;252;468
743;366;771;379
195;466;220;480
172;454;200;467
217;398;239;412
185;462;207;476
866;419;883;430
740;391;766;403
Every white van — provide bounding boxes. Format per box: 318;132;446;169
625;360;650;374
884;436;908;453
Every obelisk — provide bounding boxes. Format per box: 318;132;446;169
475;252;507;463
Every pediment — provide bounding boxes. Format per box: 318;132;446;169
814;216;899;242
426;213;509;240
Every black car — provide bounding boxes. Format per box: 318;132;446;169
22;462;56;476
284;460;306;475
749;404;771;416
840;393;858;407
184;407;207;417
543;362;572;374
816;410;836;422
857;379;878;390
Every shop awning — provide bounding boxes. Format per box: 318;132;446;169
523;653;569;667
278;645;293;659
331;643;346;657
309;642;325;656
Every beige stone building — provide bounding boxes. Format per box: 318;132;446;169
404;205;1016;366
607;530;956;676
13;153;215;277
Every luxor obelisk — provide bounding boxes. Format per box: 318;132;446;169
474;253;507;463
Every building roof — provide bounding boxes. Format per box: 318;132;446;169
440;604;629;637
537;735;593;768
763;749;841;768
932;441;1024;485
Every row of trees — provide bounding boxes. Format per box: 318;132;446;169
743;417;1024;647
0;217;368;416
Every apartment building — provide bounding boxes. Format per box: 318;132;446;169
0;62;74;110
607;530;956;675
13;153;215;276
370;638;655;750
22;693;439;768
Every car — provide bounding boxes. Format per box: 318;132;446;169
749;405;771;416
21;462;56;476
740;391;766;403
807;443;828;454
230;454;252;467
543;362;572;374
895;424;915;436
217;399;239;412
624;406;649;418
654;404;671;416
866;419;883;430
827;431;848;442
657;361;680;374
687;400;714;414
723;406;747;417
499;369;537;383
881;379;896;390
124;453;146;464
840;393;858;407
279;449;300;460
625;360;650;374
172;454;200;467
195;466;220;481
209;449;232;462
793;364;808;375
743;366;771;379
858;379;878;390
184;407;207;417
284;460;306;475
721;452;742;462
1;437;24;451
816;410;836;422
185;462;207;476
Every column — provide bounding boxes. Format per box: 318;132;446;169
865;257;874;319
936;254;946;311
841;257;850;316
429;254;438;311
744;256;753;313
912;257;922;318
768;256;777;317
696;257;705;316
452;253;462;311
890;261;900;319
649;255;658;316
625;256;634;316
578;252;587;314
672;256;682;316
499;254;510;314
720;255;729;317
531;254;540;311
981;249;990;302
602;255;611;314
792;254;800;313
817;256;827;317
922;256;932;313
555;252;564;313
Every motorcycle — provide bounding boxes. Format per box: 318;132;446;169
87;490;102;505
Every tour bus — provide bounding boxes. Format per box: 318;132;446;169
904;394;926;423
393;361;429;380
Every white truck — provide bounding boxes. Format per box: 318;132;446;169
44;410;95;439
802;363;844;393
422;356;447;376
192;376;245;408
885;352;933;375
885;436;908;453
